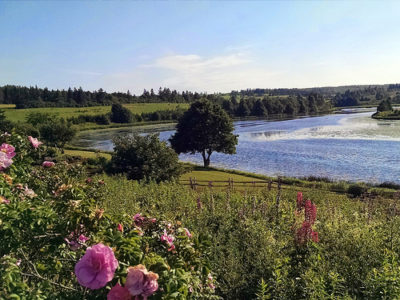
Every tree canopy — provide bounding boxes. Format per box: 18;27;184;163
110;134;182;182
170;100;238;167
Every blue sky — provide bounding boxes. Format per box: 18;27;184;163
1;1;400;94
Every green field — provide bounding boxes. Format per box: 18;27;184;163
1;103;189;123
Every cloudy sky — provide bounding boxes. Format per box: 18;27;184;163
1;1;400;94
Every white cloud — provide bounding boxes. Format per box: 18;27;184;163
132;52;280;93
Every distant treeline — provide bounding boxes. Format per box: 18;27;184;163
0;85;204;108
2;83;400;110
235;84;400;98
214;93;331;117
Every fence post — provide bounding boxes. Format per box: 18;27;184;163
268;180;272;191
189;177;193;190
193;177;197;191
208;181;213;189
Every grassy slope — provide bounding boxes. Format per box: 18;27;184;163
1;103;189;123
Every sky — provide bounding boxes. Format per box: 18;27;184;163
1;1;400;94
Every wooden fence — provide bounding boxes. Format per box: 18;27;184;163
179;177;281;191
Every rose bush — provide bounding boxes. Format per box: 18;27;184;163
0;132;218;299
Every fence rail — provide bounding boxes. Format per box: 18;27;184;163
179;177;278;191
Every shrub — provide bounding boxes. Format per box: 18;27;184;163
110;103;133;123
110;134;183;182
0;133;216;299
348;183;367;197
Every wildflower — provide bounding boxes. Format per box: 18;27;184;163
28;136;43;148
0;151;13;171
78;234;89;243
16;259;21;266
125;264;159;298
0;196;10;204
207;273;215;290
42;161;55;168
117;223;124;232
95;208;105;219
2;173;13;185
161;229;175;251
74;243;118;289
86;177;93;184
183;228;192;238
23;186;37;198
98;179;105;185
0;143;15;159
133;213;145;227
107;283;131;300
296;192;303;210
304;199;317;224
65;232;89;250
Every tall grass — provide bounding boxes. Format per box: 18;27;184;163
99;175;400;299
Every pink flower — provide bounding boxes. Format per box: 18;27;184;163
42;161;55;168
107;283;132;300
183;228;192;238
0;196;10;204
0;143;15;159
125;265;159;298
74;243;118;289
117;223;124;232
296;192;303;211
0;151;13;171
133;213;145;227
23;186;36;198
304;200;317;225
78;234;90;243
161;229;175;250
28;136;42;148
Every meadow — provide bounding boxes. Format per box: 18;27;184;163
0;103;189;123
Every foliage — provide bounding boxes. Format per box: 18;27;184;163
377;99;393;112
110;103;133;123
110;134;183;182
39;118;77;149
170;100;238;167
0;133;217;299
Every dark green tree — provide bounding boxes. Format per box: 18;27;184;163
0;110;13;133
170;100;238;167
110;134;182;182
236;99;250;117
39;118;77;150
252;100;268;117
110;103;133;123
377;99;393;112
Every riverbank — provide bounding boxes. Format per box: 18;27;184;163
372;111;400;120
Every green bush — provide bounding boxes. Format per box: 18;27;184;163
109;134;183;182
0;133;217;299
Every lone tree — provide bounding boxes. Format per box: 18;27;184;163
170;100;238;167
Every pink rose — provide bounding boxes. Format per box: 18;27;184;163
42;161;55;168
0;151;13;171
107;283;132;300
28;136;43;148
161;229;175;251
74;243;118;289
125;265;159;298
117;223;124;232
0;143;15;159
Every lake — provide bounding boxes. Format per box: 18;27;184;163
75;109;400;184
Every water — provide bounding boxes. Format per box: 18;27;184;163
75;110;400;184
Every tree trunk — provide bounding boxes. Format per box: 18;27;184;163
202;150;211;167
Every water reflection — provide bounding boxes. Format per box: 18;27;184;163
75;111;400;184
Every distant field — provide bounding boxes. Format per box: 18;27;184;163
1;103;189;123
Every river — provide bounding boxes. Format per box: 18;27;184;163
74;109;400;184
